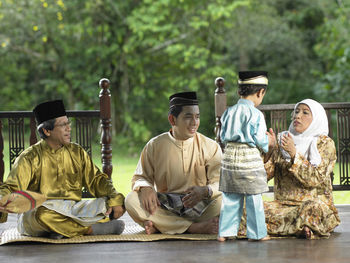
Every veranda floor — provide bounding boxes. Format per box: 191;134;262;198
1;205;349;263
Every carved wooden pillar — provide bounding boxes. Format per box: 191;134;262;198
0;120;4;183
29;116;37;146
214;77;227;150
99;78;113;178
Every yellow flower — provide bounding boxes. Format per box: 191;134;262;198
33;25;39;31
43;2;48;8
58;23;64;30
1;42;7;48
57;0;65;8
42;36;48;43
57;12;63;21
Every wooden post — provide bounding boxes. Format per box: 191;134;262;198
0;120;4;183
29;116;37;146
214;77;227;150
99;78;113;178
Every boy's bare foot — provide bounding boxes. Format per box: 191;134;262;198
187;217;219;234
248;235;270;241
217;236;226;242
144;220;159;235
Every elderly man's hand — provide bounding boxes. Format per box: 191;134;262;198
105;205;125;220
182;186;208;208
139;187;160;215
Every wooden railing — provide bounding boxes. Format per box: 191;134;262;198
0;78;113;197
214;77;350;191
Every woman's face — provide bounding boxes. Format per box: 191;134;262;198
292;103;313;133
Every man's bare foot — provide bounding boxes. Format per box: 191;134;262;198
248;235;270;241
86;227;93;235
187;217;219;234
302;226;312;239
217;236;226;242
144;220;159;235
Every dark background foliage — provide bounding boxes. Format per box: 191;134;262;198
0;0;349;153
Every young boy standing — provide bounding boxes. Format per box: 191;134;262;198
217;71;275;241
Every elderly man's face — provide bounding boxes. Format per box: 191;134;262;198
170;105;200;140
45;116;71;149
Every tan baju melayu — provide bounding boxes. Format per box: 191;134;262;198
0;140;124;238
125;131;222;234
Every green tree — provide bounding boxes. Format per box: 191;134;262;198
0;0;348;153
313;1;350;101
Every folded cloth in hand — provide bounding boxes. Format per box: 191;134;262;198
0;191;47;214
157;192;212;218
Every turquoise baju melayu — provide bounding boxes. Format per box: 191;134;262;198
218;99;268;240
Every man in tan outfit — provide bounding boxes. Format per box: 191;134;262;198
125;92;222;234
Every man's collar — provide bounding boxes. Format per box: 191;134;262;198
41;139;65;154
168;129;194;146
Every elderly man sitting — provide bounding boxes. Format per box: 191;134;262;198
0;100;125;238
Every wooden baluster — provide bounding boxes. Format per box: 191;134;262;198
0;120;4;183
270;110;287;135
29;116;37;146
214;77;227;150
326;109;333;140
99;78;113;178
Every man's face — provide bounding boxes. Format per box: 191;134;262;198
170;105;200;140
45;116;71;149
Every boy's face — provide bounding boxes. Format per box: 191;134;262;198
169;105;200;140
256;89;266;106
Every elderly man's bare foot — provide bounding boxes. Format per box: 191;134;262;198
187;217;219;234
144;221;159;235
86;227;93;235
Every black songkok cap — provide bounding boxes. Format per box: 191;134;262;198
238;71;268;85
33;100;66;124
169;92;198;109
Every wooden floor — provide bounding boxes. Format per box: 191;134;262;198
1;205;350;263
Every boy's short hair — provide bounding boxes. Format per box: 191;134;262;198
238;84;267;96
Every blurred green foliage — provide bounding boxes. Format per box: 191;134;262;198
0;0;349;153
